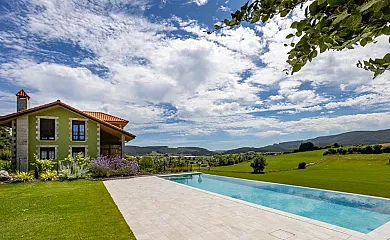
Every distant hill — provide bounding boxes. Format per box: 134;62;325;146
224;129;390;154
126;129;390;155
125;146;215;156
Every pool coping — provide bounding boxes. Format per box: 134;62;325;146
159;173;390;239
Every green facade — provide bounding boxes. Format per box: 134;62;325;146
27;106;98;167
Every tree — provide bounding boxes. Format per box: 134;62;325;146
298;142;315;152
0;126;11;150
215;0;390;78
250;155;268;173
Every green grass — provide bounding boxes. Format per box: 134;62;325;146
202;151;390;198
0;180;135;240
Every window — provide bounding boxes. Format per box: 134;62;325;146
72;120;85;141
40;119;55;140
71;147;86;157
40;147;55;160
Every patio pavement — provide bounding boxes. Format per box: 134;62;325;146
104;176;390;240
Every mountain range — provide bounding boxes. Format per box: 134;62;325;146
126;129;390;155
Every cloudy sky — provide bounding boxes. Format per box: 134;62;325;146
0;0;389;150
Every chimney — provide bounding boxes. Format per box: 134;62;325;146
16;89;30;112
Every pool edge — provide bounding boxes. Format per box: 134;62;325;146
160;173;390;238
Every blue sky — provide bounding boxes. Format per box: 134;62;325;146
0;0;390;150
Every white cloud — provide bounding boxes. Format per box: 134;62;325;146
1;0;390;148
190;0;208;6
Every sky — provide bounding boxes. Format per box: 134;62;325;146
0;0;390;150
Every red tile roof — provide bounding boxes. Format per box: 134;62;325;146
16;89;30;99
0;100;135;140
83;111;129;125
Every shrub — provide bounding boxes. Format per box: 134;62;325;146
337;148;347;155
373;145;383;154
12;171;34;183
63;153;91;167
139;156;154;172
227;158;235;165
0;160;11;172
58;153;91;180
32;155;55;174
383;147;390;153
298;142;315;152
59;163;88;180
40;170;57;181
250;156;267;173
333;143;340;148
0;149;11;161
90;155;138;177
323;148;338;156
298;162;306;169
362;145;374;154
34;159;55;172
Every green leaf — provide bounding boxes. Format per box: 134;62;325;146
358;0;381;12
280;9;289;17
373;1;384;12
382;26;390;35
319;42;327;53
360;38;368;46
292;64;302;73
261;15;270;22
345;14;362;29
251;11;260;23
297;21;306;32
324;36;333;43
309;1;317;14
291;21;299;29
384;53;390;63
332;10;349;25
286;33;294;39
318;0;326;5
327;0;345;6
215;25;222;30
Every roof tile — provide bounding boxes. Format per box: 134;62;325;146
83;111;129;125
16;89;30;99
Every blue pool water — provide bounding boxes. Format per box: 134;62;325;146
162;173;390;233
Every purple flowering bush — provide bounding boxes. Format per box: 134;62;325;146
90;155;139;177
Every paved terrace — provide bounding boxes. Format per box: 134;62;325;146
104;176;390;240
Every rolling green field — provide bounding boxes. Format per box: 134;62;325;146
201;150;390;198
0;180;135;240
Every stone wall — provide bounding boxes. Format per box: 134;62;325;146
16;116;28;171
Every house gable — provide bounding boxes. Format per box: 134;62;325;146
27;106;99;166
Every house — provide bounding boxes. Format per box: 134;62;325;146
0;90;136;172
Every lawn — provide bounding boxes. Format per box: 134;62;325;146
0;180;135;240
201;151;390;198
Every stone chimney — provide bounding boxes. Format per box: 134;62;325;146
16;89;30;112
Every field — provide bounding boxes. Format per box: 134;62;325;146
0;180;135;240
201;150;390;198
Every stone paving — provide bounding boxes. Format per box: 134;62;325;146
104;176;390;240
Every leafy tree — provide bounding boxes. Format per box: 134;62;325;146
215;0;390;78
298;142;315;152
250;155;268;173
373;144;383;154
0;126;11;150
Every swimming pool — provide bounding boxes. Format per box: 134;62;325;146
162;173;390;233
